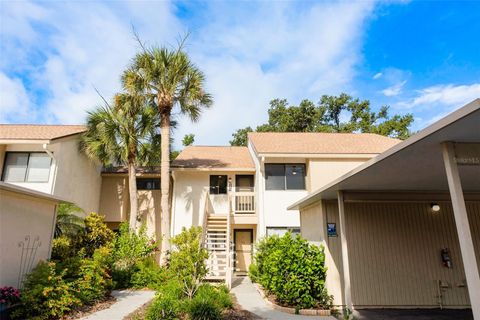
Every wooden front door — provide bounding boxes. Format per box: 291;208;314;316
234;229;253;273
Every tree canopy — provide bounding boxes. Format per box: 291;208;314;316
230;93;414;146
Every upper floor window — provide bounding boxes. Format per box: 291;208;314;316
2;152;52;183
265;164;305;190
137;178;160;190
210;175;227;194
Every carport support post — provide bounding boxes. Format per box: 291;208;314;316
442;142;480;319
337;191;353;311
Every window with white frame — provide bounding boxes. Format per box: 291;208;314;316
2;152;52;182
265;164;305;190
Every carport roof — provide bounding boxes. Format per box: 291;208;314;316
289;99;480;210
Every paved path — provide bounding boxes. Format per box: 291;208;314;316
231;277;336;320
80;290;155;320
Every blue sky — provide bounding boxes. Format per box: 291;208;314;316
1;0;479;148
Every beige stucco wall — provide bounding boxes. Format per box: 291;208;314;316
172;171;255;237
99;176;129;223
1;138;102;213
99;175;161;240
306;158;369;192
300;199;480;308
0;189;57;287
51;137;102;214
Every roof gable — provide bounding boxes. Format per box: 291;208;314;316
172;146;254;169
0;124;86;141
248;132;400;154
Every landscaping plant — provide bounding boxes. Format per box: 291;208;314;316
168;226;208;298
250;232;333;309
0;286;20;307
110;222;159;288
76;213;115;257
13;261;80;319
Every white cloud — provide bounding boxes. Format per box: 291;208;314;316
176;1;375;145
401;83;480;109
381;80;407;97
1;0;377;146
0;73;33;122
373;72;383;79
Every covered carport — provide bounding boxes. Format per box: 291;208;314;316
289;99;480;319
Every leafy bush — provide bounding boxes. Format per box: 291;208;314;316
195;284;233;309
13;261;80;319
252;232;332;309
130;257;166;290
188;297;221;320
76;213;114;257
110;222;158;288
145;280;184;320
248;263;259;283
168;226;208;298
145;294;180;320
0;286;20;306
73;247;112;304
51;236;75;261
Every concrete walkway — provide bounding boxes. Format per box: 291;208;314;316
80;290;155;320
231;277;336;320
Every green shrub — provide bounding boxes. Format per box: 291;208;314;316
188;297;221;320
195;284;233;309
130;257;166;290
110;222;158;288
73;247;112;304
76;213;114;257
145;281;184;320
13;261;80;320
168;227;208;298
157;278;184;300
248;263;259;282
253;232;332;309
51;236;76;261
145;295;180;320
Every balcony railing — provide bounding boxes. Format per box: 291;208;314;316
231;189;255;214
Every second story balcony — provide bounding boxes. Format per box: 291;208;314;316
231;187;255;214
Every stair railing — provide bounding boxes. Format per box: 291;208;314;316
225;193;233;289
200;188;209;247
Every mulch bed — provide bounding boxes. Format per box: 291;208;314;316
63;294;116;319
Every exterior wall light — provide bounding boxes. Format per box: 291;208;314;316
431;203;441;212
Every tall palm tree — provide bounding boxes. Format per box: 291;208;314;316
80;93;160;231
122;43;212;260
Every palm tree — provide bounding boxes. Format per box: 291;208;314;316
54;203;85;237
80;93;160;231
122;42;212;260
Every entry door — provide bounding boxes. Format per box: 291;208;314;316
234;229;253;273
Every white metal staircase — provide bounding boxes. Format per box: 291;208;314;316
202;193;234;288
204;214;229;281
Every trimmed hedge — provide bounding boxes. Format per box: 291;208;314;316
250;232;332;309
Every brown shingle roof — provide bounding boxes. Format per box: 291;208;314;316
172;146;254;169
0;124;86;141
248;132;400;154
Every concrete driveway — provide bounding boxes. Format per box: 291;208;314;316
355;308;473;320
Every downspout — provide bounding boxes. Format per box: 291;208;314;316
43;143;57;194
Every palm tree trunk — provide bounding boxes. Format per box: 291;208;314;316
128;161;138;232
160;112;171;264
